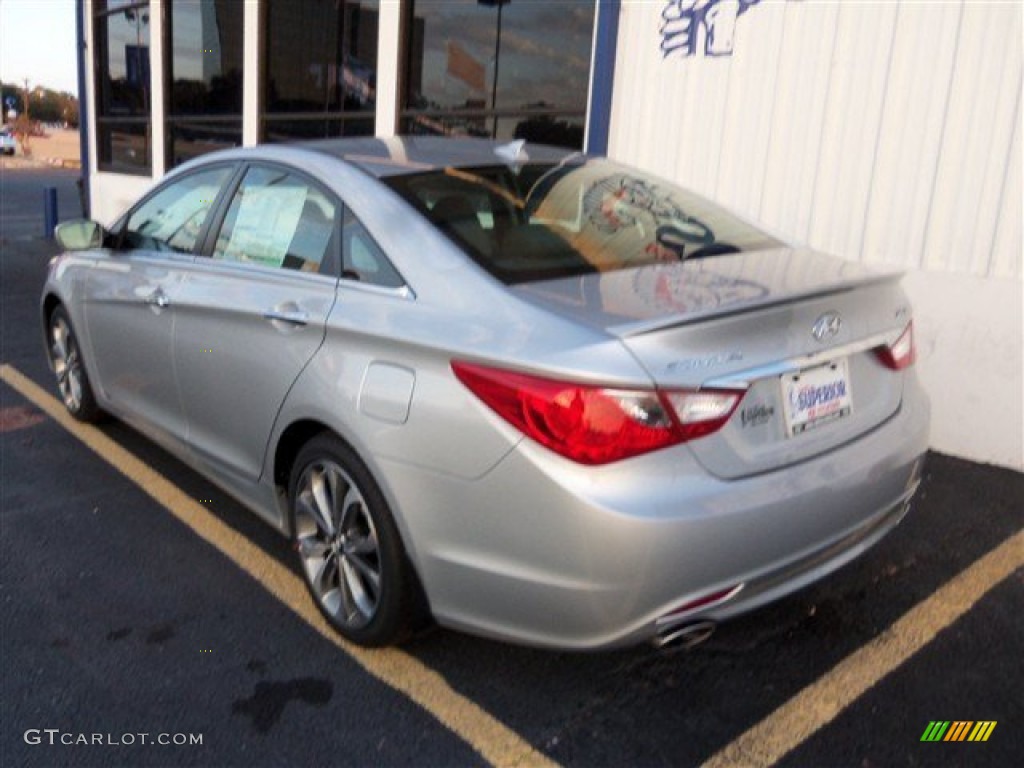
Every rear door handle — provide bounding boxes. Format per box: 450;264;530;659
146;290;170;308
262;309;309;326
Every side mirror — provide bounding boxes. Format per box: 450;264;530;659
55;219;104;251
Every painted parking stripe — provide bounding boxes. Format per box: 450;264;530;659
703;526;1023;767
0;364;556;768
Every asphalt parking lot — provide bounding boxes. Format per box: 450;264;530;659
2;168;1021;767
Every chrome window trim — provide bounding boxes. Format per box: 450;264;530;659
337;279;416;301
703;329;903;390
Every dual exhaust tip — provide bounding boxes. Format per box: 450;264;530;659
652;619;717;650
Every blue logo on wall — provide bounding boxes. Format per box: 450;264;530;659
660;0;766;58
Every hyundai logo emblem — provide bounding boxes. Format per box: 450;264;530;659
812;312;842;342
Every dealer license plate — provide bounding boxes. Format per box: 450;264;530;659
781;358;853;437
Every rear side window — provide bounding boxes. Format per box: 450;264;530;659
123;166;232;253
341;209;404;289
212;166;337;273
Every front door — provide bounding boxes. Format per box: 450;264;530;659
83;165;235;445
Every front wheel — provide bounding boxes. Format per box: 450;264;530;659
289;434;412;646
47;306;102;422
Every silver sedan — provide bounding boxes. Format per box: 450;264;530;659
42;138;929;650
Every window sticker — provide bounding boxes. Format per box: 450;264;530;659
222;186;307;267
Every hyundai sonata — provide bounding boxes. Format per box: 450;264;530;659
42;137;929;650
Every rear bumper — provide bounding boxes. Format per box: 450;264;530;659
385;379;930;650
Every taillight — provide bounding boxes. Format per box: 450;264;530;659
876;321;916;370
451;361;743;465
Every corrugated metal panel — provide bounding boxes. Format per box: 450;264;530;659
991;89;1022;279
922;1;1022;275
607;0;1023;279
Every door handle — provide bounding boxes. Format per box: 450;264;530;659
146;290;170;309
262;309;309;326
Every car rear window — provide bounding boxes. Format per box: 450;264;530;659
382;158;780;284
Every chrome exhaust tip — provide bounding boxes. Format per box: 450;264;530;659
652;620;716;650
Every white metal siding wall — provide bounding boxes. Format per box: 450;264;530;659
608;0;1022;280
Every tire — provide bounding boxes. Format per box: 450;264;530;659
289;434;412;646
47;306;102;422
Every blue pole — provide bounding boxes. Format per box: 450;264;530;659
44;187;58;238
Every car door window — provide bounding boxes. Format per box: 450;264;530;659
341;209;405;289
123;166;233;253
212;166;337;273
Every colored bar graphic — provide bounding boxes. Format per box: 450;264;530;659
921;721;950;741
944;721;973;741
968;721;997;742
921;720;996;742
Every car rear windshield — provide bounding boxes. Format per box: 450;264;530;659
382;158;780;284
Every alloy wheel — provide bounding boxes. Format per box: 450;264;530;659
294;459;382;629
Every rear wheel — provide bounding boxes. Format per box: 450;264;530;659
48;306;102;422
289;434;411;646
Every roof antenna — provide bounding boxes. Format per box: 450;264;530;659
495;139;528;171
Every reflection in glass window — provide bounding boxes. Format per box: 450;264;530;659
94;1;153;172
263;0;380;142
167;0;244;167
384;159;779;285
341;210;404;288
401;0;594;148
123;166;232;253
213;167;337;273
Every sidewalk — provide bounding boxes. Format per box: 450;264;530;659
0;128;82;170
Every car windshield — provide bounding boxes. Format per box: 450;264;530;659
383;158;780;284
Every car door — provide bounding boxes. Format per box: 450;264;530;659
173;163;339;483
83;164;237;445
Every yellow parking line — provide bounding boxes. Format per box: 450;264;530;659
703;526;1024;767
1;364;556;768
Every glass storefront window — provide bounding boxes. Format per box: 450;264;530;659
94;0;152;173
167;0;244;167
262;116;376;143
401;0;595;148
263;0;379;142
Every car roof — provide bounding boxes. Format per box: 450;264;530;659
299;136;580;178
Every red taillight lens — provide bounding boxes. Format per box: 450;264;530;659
876;321;916;370
452;362;743;465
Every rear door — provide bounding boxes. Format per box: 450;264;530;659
173;163;339;482
83;164;236;444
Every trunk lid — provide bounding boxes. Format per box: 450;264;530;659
513;248;912;479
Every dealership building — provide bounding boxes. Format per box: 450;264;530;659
77;0;1022;470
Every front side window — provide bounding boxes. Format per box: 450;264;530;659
384;159;780;284
94;0;153;173
123;165;232;252
213;166;337;273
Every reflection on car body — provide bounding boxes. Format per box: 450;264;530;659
41;137;929;650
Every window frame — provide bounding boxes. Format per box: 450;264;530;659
259;0;380;144
196;160;344;280
163;0;244;170
112;160;243;255
93;0;154;175
398;0;594;148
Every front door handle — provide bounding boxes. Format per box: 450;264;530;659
262;309;309;326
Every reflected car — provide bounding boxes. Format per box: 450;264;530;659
0;127;16;156
41;138;929;650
